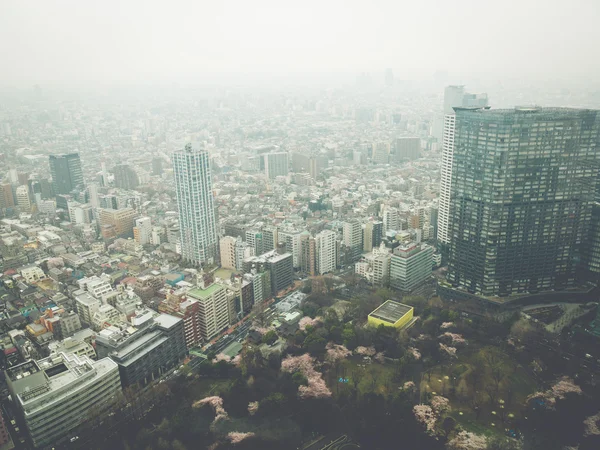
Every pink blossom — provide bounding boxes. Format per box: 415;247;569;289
417;334;430;341
247;401;259;416
326;342;351;363
430;395;450;413
446;431;487;450
354;346;376;356
527;377;582;409
227;432;255;444
281;354;332;399
439;332;466;345
439;343;457;357
192;396;229;423
413;404;437;433
440;322;454;329
583;411;600;436
299;316;322;331
212;353;231;363
374;352;385;363
408;347;421;360
403;381;416;391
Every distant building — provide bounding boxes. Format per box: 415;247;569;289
220;236;238;270
6;354;120;448
243;250;294;295
98;207;137;239
315;230;337;275
390;243;433;292
263;152;289;179
172;143;218;265
392;137;420;162
343;220;363;261
113;164;139;190
133;216;152;245
15;185;31;211
188;283;230;340
158;290;202;349
371;141;390;164
95;313;186;387
0;183;15;208
49;153;84;196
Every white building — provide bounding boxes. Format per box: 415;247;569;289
74;291;101;326
438;86;488;244
16;185;31;211
171;143;218;265
390;243;434;292
133;216;152;245
343;220;362;260
264;152;289;179
20;266;46;284
6;353;121;448
219;236;237;270
315;230;337;275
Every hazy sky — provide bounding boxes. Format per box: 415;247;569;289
1;0;599;86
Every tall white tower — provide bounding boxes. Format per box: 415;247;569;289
172;143;218;265
315;230;337;275
437;86;488;245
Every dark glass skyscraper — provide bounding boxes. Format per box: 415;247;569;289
49;153;84;195
447;107;600;297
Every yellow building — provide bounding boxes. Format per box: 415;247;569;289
368;300;413;329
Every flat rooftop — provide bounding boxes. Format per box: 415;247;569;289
369;300;412;324
188;283;224;300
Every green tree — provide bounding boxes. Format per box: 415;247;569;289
262;330;278;345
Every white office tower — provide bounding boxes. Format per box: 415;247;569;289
6;353;120;448
16;185;31;211
343;220;363;261
172;143;218;265
315;230;337;275
437;86;488;245
220;236;237;270
134;216;152;245
383;207;400;233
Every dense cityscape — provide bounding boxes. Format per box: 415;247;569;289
2;2;600;450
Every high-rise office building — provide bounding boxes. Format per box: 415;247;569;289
0;183;15;209
372;141;391;164
98;207;137;239
437;86;488;245
392;137;421;162
316;230;337;275
113;164;140;190
243;251;293;295
447;107;600;297
6;353;120;448
171;143;218;265
264;152;289;179
49;153;84;196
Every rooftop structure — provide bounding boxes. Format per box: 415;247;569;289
368;300;414;329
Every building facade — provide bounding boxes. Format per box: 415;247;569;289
390;243;433;292
49;153;84;196
315;230;337;275
447;107;600;297
171;143;218;265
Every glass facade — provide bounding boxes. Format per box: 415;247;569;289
447;107;600;297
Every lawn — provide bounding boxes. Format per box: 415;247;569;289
419;346;538;437
325;357;406;397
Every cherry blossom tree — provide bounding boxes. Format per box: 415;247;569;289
403;381;416;391
439;332;466;345
192;396;229;423
527;376;582;409
446;431;487;450
413;404;437;433
374;352;385;363
439;343;457;357
408;347;421;360
281;354;332;399
227;432;255;444
431;395;451;414
583;411;600;436
247;401;259;416
325;342;351;363
354;346;376;356
299;316;322;331
440;322;454;329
